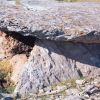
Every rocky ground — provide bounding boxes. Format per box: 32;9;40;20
0;75;100;100
25;75;100;100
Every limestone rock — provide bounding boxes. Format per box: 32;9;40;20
64;95;83;100
65;88;79;96
10;54;27;84
15;40;100;95
15;40;80;95
76;80;85;85
0;1;100;98
0;3;100;43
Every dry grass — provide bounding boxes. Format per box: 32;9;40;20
0;60;15;93
0;60;12;80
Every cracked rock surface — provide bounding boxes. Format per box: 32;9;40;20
0;3;100;43
15;40;100;95
0;1;100;98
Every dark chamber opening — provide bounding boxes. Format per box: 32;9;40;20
4;31;37;57
5;31;36;46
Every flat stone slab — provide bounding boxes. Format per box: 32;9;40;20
0;2;100;43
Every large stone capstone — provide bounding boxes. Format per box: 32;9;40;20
0;2;100;43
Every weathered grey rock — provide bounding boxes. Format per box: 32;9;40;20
0;3;100;43
15;40;100;95
0;1;100;97
16;75;99;99
10;54;27;84
65;88;79;96
76;79;85;85
84;85;100;96
15;40;80;95
64;95;83;100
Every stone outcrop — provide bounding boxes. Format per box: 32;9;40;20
15;40;100;94
10;54;27;84
0;1;100;96
0;3;100;43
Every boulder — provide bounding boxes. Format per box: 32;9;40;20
0;3;100;43
15;40;80;94
15;40;100;95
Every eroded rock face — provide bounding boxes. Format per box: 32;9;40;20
0;2;100;97
0;31;33;59
0;3;100;43
15;40;100;95
0;31;33;85
15;40;80;94
10;54;27;84
0;31;15;59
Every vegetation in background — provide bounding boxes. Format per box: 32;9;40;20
0;85;15;93
0;60;15;93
